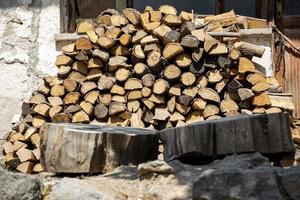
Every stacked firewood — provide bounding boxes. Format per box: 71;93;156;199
2;5;280;174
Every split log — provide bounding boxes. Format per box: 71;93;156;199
198;88;220;103
252;92;271;106
180;72;196;86
175;53;192;68
124;78;143;90
203;104;220;118
98;93;112;106
153;79;170;95
40;123;158;173
163;30;180;45
163;64;181;80
234;41;265;58
94;104;108;119
238;88;255;101
180;35;199;49
220;100;239;113
238;57;256;73
163;43;184;60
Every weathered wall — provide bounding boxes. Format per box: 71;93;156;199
0;0;59;139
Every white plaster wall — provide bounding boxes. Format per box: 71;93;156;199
0;0;59;139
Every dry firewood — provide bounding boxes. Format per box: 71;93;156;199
65;104;81;114
265;107;282;114
124;78;143;90
97;15;112;25
57;66;72;78
209;43;228;55
192;48;204;62
144;43;162;55
224;91;240;101
153;107;171;121
180;35;199;49
52;113;71;123
163;64;181;80
75;37;93;50
110;15;128;27
203;104;220;118
105;27;122;40
215;78;230;93
191;29;205;42
24;127;37;140
72;61;88;75
147;51;163;73
252;92;271;106
167;96;176;112
111;84;125;95
64;92;81;105
49;106;63;119
186;111;204;124
50;85;65;97
88;58;104;68
134;63;148;76
132;30;147;44
192;98;207;111
142;87;152;97
55;55;73;66
163;43;184;60
97;36;115;49
170;111;185;122
94;104;108;119
127;90;143;100
68;71;86;82
142;73;155;87
112;95;126;103
220;100;239;113
180;72;196;86
132;44;146;62
122;8;140;25
142;109;154;123
183;86;198;98
153;25;172;39
37;84;50;95
87;30;98;43
80;82;97;95
92;49;109;62
229;48;241;60
130;109;145;128
234;41;265;58
143;99;155;110
87;68;102;81
251;80;270;92
98;93;112;106
32;103;50;117
140;35;159;46
153;79;170;95
32;115;46;128
119;33;132;46
98;75;116;91
227;79;243;91
180;21;195;38
163;30;180;45
204;34;218;52
198;88;220;103
127;100;140;112
46;96;62;107
238;57;256;73
178;95;193;106
175;53;192;68
175;103;190;115
61;43;76;56
30;94;46;104
109;102;126;115
163;14;182;26
72;110;90;123
179;11;193;21
246;73;266;85
110;45;130;57
84;91;99;104
204;10;237;27
95;26;106;36
16;161;35;174
108;56;128;70
115;68;130;82
206;69;223;83
63;79;78;93
169;84;181;96
148;94;165;104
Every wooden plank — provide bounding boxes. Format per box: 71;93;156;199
40;123;158;173
159;113;294;162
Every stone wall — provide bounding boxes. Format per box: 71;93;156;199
0;0;59;139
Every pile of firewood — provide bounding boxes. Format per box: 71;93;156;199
2;5;280;174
